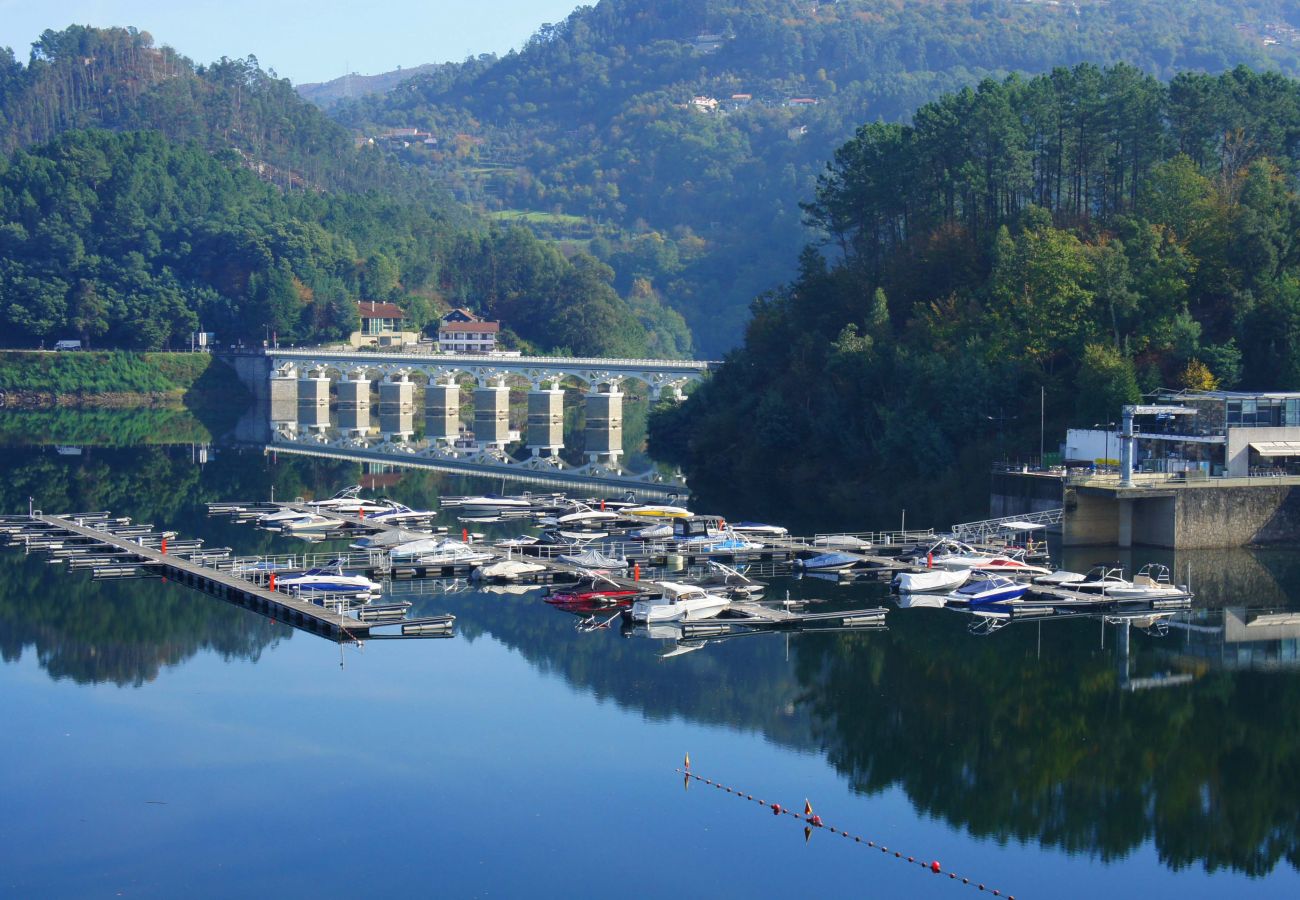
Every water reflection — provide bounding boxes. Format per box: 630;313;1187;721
4;432;1300;880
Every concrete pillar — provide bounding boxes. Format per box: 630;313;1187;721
297;374;331;431
527;387;564;456
473;378;510;447
425;381;461;443
269;373;298;425
585;385;623;461
1118;498;1134;549
378;375;414;440
1120;405;1136;487
336;376;370;435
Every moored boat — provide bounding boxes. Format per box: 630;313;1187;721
947;574;1028;605
630;582;730;623
894;568;968;593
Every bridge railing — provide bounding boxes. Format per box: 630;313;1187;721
268;347;717;370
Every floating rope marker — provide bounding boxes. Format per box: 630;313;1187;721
676;761;1014;898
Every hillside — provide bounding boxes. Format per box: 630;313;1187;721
330;0;1300;353
0;27;689;356
649;64;1300;527
296;64;443;109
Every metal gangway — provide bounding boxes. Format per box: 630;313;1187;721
950;508;1064;544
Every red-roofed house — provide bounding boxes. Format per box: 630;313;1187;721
438;310;500;354
351;300;419;347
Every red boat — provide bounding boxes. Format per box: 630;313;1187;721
545;588;644;613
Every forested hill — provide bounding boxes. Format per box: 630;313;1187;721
649;65;1300;528
0;26;689;355
0;25;408;198
330;0;1300;353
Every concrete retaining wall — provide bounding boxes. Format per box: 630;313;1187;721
219;352;271;400
989;471;1064;518
1174;484;1300;548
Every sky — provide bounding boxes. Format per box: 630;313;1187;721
0;0;585;84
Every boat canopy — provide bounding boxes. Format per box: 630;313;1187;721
1000;521;1048;532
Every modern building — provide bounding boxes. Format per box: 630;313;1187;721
437;309;500;354
351;301;419;348
1067;390;1300;477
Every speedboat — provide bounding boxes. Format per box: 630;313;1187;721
894;568;968;593
546;588;644;613
730;522;789;538
1070;565;1134;593
473;558;548;581
278;513;345;534
621;503;693;519
277;562;381;600
539;503;621;528
306;486;391;515
1102;564;1189;601
796;551;859;572
446;494;536;515
630;582;730;623
947;574;1028;605
1034;570;1086;585
364;501;435;526
930;542;1051;576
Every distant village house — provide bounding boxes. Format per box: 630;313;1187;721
438;309;500;354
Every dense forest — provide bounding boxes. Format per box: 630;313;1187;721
332;0;1300;352
650;63;1300;526
0;27;690;356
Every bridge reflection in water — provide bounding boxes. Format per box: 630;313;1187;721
264;349;712;492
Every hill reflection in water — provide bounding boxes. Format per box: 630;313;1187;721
2;434;1300;880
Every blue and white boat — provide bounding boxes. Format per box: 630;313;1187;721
796;551;859;572
364;501;435;526
278;562;381;599
947;574;1028;605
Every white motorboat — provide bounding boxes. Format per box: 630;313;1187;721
1101;564;1189;601
277;562;381;600
894;568;968;593
395;539;494;566
1034;570;1087;585
473;558;548;581
930;541;1052;576
364;501;435;526
630;582;730;623
539;503;621;528
278;513;345;534
1070;565;1134;593
730;522;789;537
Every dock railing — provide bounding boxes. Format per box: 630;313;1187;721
950;509;1064;544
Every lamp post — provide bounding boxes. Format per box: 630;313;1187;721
1094;422;1116;472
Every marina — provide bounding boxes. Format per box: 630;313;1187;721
3;442;1300;900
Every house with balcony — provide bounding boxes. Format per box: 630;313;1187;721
351;301;420;348
437;309;500;354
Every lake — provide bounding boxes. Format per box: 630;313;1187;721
2;440;1299;898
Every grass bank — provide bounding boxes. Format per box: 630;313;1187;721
0;351;248;409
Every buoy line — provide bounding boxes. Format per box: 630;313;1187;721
677;754;1016;898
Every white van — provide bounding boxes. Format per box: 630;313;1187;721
53;340;82;351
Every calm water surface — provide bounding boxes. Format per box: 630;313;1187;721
2;444;1299;898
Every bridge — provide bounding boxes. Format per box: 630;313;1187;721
249;347;716;490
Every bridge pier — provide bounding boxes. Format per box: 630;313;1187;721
425;380;461;445
473;377;511;448
336;373;371;436
585;383;623;462
269;370;297;426
527;386;564;457
297;372;331;431
378;374;414;440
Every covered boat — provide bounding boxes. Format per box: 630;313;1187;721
893;568;968;593
796;551;859;572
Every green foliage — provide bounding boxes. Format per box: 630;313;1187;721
331;0;1300;354
0;350;226;395
657;62;1300;524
